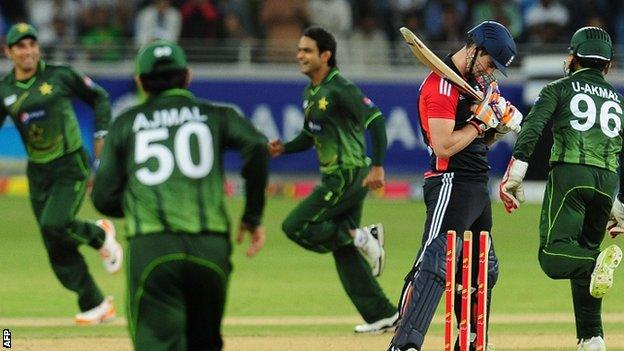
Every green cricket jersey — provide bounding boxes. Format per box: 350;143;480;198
285;68;385;173
0;61;111;163
92;89;268;237
514;68;624;172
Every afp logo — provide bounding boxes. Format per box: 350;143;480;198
154;46;172;58
3;329;10;348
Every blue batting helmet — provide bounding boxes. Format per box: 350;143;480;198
467;21;517;76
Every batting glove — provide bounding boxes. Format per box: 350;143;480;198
495;98;523;134
607;198;624;238
499;157;528;213
469;82;501;133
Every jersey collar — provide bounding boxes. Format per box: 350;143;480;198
308;67;339;95
11;60;45;89
148;88;195;101
571;67;603;78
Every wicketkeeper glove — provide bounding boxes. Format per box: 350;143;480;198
469;82;501;133
607;197;624;238
499;157;528;213
494;97;523;134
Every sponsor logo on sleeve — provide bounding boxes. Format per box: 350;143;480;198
83;76;95;88
19;109;47;124
363;96;376;108
307;120;323;133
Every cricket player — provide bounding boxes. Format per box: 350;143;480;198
268;26;398;333
92;39;269;351
500;26;622;351
388;21;522;351
0;23;121;324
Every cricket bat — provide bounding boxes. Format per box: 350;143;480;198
399;27;483;101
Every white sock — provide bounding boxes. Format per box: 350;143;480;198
353;228;368;248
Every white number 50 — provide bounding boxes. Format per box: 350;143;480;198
570;93;622;138
135;122;214;186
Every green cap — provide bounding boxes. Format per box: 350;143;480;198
6;22;38;46
569;26;613;61
136;40;187;75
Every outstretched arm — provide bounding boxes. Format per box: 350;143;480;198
91;122;125;218
500;84;557;213
223;108;269;254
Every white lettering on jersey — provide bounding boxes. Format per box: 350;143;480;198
571;82;621;103
133;106;208;132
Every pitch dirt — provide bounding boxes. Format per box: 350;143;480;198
4;314;624;350
12;333;624;351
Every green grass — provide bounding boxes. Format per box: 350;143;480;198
1;195;624;350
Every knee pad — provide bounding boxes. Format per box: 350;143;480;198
414;233;448;280
392;269;445;349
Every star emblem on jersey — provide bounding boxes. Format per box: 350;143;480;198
39;82;53;95
318;97;329;110
28;124;43;141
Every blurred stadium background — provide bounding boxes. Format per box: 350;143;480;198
0;0;623;188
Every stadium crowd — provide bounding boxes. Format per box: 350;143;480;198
1;0;623;64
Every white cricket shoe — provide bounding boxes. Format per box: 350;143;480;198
590;244;622;298
75;296;116;325
354;312;398;334
387;345;417;351
97;219;123;274
577;336;606;351
357;223;386;277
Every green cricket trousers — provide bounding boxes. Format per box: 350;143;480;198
281;166;396;323
27;147;106;311
127;233;231;351
538;163;617;339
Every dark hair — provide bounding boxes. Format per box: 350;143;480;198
302;25;337;67
575;57;610;72
139;69;187;94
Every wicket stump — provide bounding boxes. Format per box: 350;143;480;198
445;230;490;351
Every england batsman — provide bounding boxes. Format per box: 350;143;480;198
500;27;623;350
0;23;122;324
92;39;269;351
388;21;521;351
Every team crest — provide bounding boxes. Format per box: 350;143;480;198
318;97;329;110
39;82;53;95
28;124;44;141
